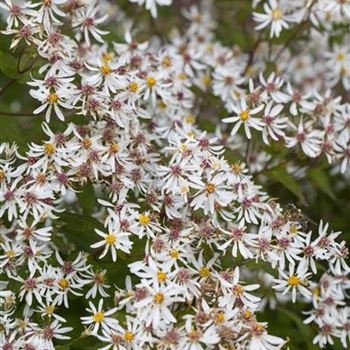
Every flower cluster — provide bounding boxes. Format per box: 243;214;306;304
0;1;349;350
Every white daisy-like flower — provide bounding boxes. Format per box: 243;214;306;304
81;299;119;334
273;265;312;303
253;0;292;38
223;99;264;139
91;220;133;262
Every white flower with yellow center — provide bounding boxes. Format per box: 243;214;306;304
134;283;184;328
273;265;312;303
81;299;119;334
253;0;292;38
223;98;264;139
190;172;234;215
31;87;73;122
130;210;161;238
91;220;132;262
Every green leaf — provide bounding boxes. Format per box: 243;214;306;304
59;212;104;252
0;115;26;151
279;307;318;350
0;51;19;78
266;166;307;205
77;182;96;215
69;336;104;350
307;168;335;200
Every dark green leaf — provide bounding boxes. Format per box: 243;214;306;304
307;168;335;200
266;166;307;205
59;212;104;251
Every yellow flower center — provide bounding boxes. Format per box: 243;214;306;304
6;250;15;258
102;52;113;63
162;56;172;67
213;312;225;324
138;214;150;225
158;100;167;109
206;183;216;193
199;267;210;278
0;170;5;181
311;287;320;296
146;76;156;88
289;224;298;235
240;110;250;121
178;73;187;80
5;295;15;305
170;249;179;259
202;75;211;86
44;143;55;155
188;329;201;342
47;93;58;104
180;186;189;193
157;271;167;283
124;331;135;342
232;162;242;174
105;232;117;245
45;305;55;315
336;52;345;61
18;320;28;330
233;285;244;296
185;115;195;124
288;275;300;286
153;292;164;304
128;81;139;92
187;131;195;138
109;143;119;153
100;65;112;75
93;311;105;322
95;272;105;284
244;309;252;319
234;90;242;99
58;278;69;289
272;8;282;20
82;138;92;149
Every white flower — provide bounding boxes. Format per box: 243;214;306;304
223;99;264;139
218;267;260;310
253;0;292;38
285;119;322;158
134;283;184;328
249;323;285;350
36;320;72;350
334;133;350;173
0;0;36;29
190;172;234;215
218;221;255;259
31;88;73;122
273;265;312;303
73;4;109;46
81;299;119;335
129;0;172;18
261;101;287;144
91;220;133;262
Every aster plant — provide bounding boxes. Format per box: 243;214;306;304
0;1;349;350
